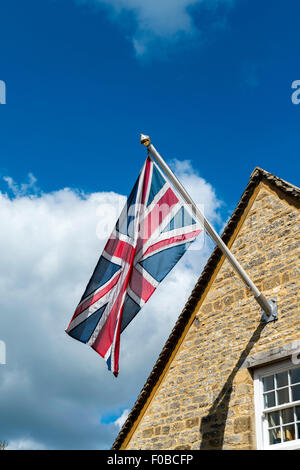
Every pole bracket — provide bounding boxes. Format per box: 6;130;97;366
261;298;278;323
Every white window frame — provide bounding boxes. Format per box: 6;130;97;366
254;359;300;450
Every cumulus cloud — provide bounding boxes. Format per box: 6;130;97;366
79;0;234;56
0;164;223;449
3;173;39;198
6;439;46;450
114;409;129;430
170;158;222;223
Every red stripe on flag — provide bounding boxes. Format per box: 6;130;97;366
105;238;134;261
71;271;122;321
136;187;179;252
129;266;156;303
141;157;152;205
91;290;124;359
142;230;202;258
92;247;137;373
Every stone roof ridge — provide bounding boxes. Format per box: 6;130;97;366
250;167;300;197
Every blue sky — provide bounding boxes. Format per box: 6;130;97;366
0;0;299;450
1;0;299;203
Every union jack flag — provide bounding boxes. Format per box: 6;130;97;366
66;157;202;376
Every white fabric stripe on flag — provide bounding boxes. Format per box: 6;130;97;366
104;345;112;362
102;249;129;267
87;262;131;346
127;286;145;308
139;225;201;263
75;268;122;313
66;286;113;332
109;288;127;372
134;262;159;289
139;182;170;221
151;158;204;225
139;232;198;263
109;230;136;246
143;159;153;207
134;201;182;263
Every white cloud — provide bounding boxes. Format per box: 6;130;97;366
114;409;129;430
3;173;39;198
170;158;222;223
6;438;46;450
79;0;234;56
0;165;223;449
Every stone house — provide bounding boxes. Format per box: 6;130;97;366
112;167;300;450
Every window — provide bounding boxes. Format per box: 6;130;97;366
254;361;300;450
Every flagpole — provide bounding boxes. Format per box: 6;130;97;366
140;134;278;322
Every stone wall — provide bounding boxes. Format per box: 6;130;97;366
124;182;300;450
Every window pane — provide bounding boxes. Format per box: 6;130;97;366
276;371;289;388
282;408;294;425
283;424;296;442
297;423;300;440
296;406;300;421
263;375;275;392
291;368;300;385
292;385;300;402
269;427;281;445
264;392;276;409
277;388;290;405
268;411;280;427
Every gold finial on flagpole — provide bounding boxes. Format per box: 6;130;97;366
140;134;151;147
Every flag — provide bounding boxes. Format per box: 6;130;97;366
66;156;202;376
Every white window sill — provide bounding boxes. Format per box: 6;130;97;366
264;439;300;450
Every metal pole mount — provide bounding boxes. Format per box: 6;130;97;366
260;298;278;323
